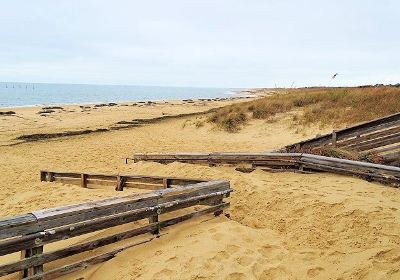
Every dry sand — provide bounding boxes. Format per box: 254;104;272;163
0;98;246;145
0;99;399;280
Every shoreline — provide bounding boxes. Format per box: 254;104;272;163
0;94;257;146
0;91;255;110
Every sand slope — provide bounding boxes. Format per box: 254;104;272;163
0;105;399;280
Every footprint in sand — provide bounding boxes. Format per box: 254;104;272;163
237;255;254;267
210;250;230;262
259;266;291;280
155;250;163;256
258;245;280;258
299;250;321;261
211;232;224;241
166;256;178;263
372;248;400;263
152;268;174;279
226;272;247;280
251;260;265;277
226;244;240;254
208;227;218;233
307;267;325;277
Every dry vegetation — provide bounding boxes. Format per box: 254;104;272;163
208;86;400;132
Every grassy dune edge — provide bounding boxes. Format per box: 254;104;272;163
208;86;400;132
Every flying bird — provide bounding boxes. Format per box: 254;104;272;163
332;73;339;79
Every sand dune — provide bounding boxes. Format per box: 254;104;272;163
0;102;399;280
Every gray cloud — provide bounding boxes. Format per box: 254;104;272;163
0;0;399;87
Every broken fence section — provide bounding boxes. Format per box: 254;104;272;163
0;173;232;279
284;112;400;166
132;152;400;187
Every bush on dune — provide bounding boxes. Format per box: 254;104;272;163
208;105;248;132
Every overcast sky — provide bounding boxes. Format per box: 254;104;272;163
0;0;399;88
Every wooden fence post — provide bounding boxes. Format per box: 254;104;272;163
149;214;160;235
149;200;161;235
80;174;88;188
115;175;126;191
32;245;44;276
332;130;337;147
162;178;170;188
19;248;32;278
48;172;54;182
40;171;46;182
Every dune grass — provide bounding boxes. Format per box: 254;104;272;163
208;86;400;132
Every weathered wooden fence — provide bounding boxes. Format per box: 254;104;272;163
0;173;232;279
284;112;400;166
40;170;207;191
132;152;400;186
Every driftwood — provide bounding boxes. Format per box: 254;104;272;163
0;172;232;279
132;152;400;187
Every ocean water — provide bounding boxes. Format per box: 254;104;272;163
0;82;237;108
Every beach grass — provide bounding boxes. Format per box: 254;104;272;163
208;86;400;132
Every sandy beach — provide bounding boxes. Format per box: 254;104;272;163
0;97;399;280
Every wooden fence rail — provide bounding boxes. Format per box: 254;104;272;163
0;173;232;279
131;152;400;187
283;112;400;166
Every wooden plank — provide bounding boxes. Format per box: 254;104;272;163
157;190;231;214
51;177;81;185
337;126;400;147
156;180;229;199
350;133;400;151
123;182;164;190
51;172;81;179
132;153;302;167
0;214;38;239
300;157;400;179
374;144;400;154
301;162;399;186
301;154;400;173
382;152;400;161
